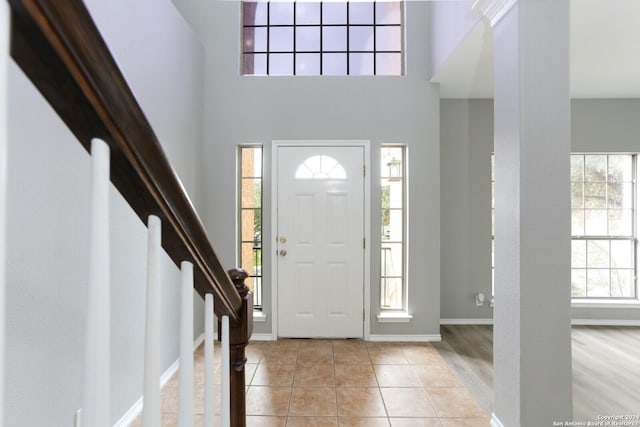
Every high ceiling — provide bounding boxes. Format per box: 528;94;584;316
432;0;640;99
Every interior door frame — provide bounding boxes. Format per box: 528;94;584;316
271;140;371;340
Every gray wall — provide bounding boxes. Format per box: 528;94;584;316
173;0;442;337
5;0;205;425
440;98;640;321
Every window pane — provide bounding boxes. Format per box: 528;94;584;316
244;27;267;52
296;2;320;24
571;240;586;268
381;277;403;309
608;182;633;209
349;53;374;75
296;26;320;51
611;270;634;297
584;183;606;208
349;2;374;24
376;1;402;24
587;240;609;269
571;183;583;208
269;53;293;75
571;209;585;236
570;155;584;182
381;182;403;209
381;146;403;177
610;240;633;268
243;2;268;26
376;26;402;51
322;53;347;75
270;27;294;51
296;53;320;75
270;2;294;25
323;2;347;24
376;53;402;75
243;53;267;75
571;269;586;297
608;155;633;182
241;242;261;278
241;179;262;208
584;209;607;235
381;243;403;278
349;26;374;51
587;269;610;297
609;209;632;236
322;26;347;51
585;155;607;182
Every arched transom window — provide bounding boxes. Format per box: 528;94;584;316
295;155;347;179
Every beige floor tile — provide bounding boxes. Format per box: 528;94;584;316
294;364;336;386
381;388;438;417
336;387;387;417
261;348;300;365
400;346;443;365
289;386;337;416
246;386;292;416
338;417;391;426
298;346;335;365
368;347;409;365
246;415;287;426
252;364;296;386
334;347;371;365
426;388;486;418
374;365;422;387
335;365;378;387
439;418;491;427
287;416;338;426
389;418;442;427
413;364;461;388
332;339;367;350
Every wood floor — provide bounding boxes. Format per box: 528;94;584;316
435;325;640;421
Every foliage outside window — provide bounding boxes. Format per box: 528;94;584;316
380;145;406;310
571;154;637;299
242;1;403;76
239;146;263;308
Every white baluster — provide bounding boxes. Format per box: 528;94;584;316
142;215;161;427
204;294;215;427
221;315;230;427
178;261;194;427
83;138;111;427
0;4;10;426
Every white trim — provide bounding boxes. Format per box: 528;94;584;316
440;318;494;325
473;0;518;27
490;413;505;427
572;300;640;309
572;319;640;327
113;333;205;427
271;140;371;340
251;333;277;341
377;313;413;323
368;334;441;342
253;310;268;323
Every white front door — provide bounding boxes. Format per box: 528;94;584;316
276;145;364;338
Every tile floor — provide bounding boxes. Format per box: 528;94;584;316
132;340;490;427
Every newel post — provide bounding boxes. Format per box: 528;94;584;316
221;268;252;427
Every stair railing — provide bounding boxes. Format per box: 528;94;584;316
6;0;252;426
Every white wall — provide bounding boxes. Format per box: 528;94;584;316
173;0;442;337
5;0;205;425
440;98;640;322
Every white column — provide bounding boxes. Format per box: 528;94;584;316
142;215;162;427
0;4;10;426
204;294;215;427
483;0;573;425
220;316;230;427
82;139;111;427
178;261;194;427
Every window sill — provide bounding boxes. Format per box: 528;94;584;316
377;313;413;323
572;299;640;309
253;311;268;322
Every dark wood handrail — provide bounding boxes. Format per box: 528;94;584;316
8;0;242;321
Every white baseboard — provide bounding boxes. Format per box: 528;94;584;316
368;334;442;342
490;413;504;427
114;333;205;427
440;318;494;325
572;319;640;326
251;333;276;341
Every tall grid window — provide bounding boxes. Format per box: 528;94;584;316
380;146;406;310
571;154;637;299
242;1;403;76
239;146;263;308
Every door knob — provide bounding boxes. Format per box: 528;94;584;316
279;249;287;256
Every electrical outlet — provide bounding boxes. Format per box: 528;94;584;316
475;293;485;307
